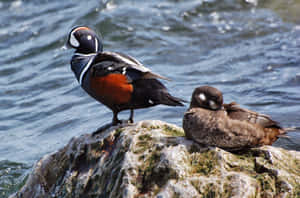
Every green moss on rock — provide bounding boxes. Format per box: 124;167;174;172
162;124;185;137
136;146;178;195
133;134;153;154
189;150;219;176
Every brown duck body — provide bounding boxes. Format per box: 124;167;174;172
183;86;286;151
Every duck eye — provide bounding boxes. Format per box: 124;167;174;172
198;93;206;101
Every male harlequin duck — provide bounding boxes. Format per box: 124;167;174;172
183;86;290;151
67;26;184;125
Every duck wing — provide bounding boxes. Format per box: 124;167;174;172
91;51;171;81
223;102;281;129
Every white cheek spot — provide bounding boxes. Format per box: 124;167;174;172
70;31;80;47
149;99;154;104
198;93;206;101
87;35;92;40
209;100;218;110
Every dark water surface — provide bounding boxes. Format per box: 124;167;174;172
1;0;300;196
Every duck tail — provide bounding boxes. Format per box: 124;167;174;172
277;126;299;138
284;126;300;132
162;94;186;106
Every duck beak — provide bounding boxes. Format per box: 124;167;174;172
61;44;68;50
63;40;72;50
62;40;74;51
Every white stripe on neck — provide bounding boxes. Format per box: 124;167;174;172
95;38;98;52
79;57;94;85
74;53;97;57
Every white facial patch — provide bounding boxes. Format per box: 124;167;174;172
209;100;218;110
198;93;206;101
87;35;92;40
70;30;80;47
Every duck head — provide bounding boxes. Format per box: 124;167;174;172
67;26;103;54
190;86;223;110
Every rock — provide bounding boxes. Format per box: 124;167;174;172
10;120;300;198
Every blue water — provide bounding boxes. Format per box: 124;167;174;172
1;0;300;196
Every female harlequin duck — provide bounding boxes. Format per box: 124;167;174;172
183;86;290;151
67;26;184;125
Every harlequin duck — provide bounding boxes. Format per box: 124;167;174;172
183;86;290;151
67;26;184;125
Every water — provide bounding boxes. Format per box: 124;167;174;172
1;0;300;196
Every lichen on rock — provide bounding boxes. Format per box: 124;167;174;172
10;120;300;198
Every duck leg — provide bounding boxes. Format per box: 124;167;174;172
112;111;121;126
128;109;134;123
